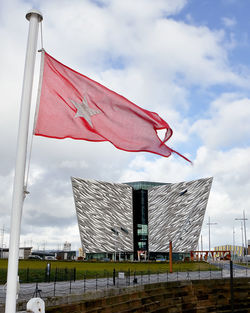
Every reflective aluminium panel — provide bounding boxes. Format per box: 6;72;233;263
71;177;133;253
148;177;213;252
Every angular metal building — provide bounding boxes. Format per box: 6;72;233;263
71;177;212;261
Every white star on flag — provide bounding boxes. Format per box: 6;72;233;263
71;96;100;127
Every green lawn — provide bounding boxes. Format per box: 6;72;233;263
0;259;219;284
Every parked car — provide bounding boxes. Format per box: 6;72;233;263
156;255;166;262
28;255;42;260
45;256;56;260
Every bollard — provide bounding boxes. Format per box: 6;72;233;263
46;263;51;283
133;271;137;284
26;298;45;313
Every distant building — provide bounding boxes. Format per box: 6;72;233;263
72;177;213;261
63;241;71;251
31;249;76;260
54;250;75;260
214;245;244;258
0;247;32;259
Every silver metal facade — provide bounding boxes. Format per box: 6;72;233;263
71;177;133;253
148;177;213;252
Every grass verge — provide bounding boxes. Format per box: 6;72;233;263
0;259;219;284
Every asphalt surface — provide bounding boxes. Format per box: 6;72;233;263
211;261;249;271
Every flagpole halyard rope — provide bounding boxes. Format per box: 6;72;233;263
24;23;44;194
24;128;34;195
40;20;44;49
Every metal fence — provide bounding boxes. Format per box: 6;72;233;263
0;262;249;304
0;267;76;284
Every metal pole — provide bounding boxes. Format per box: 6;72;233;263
243;210;247;256
208;217;210;253
233;226;235;260
241;222;244;250
207;216;217;256
230;260;234;313
5;10;42;313
235;211;248;257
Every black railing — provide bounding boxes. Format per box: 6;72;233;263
0;262;248;305
0;267;77;284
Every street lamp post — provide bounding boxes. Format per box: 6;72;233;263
235;210;248;257
206;216;217;255
233;226;235;260
235;211;247;254
241;222;244;249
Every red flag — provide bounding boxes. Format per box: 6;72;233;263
34;51;190;162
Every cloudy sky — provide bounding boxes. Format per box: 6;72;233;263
0;0;249;252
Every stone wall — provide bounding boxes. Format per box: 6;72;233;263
44;277;249;313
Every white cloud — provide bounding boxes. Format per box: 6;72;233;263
194;146;250;247
191;94;250;149
109;0;188;20
119;154;192;183
221;17;237;28
145;19;246;87
0;0;249;251
40;0;248;94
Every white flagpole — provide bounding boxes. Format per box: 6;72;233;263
5;10;43;313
